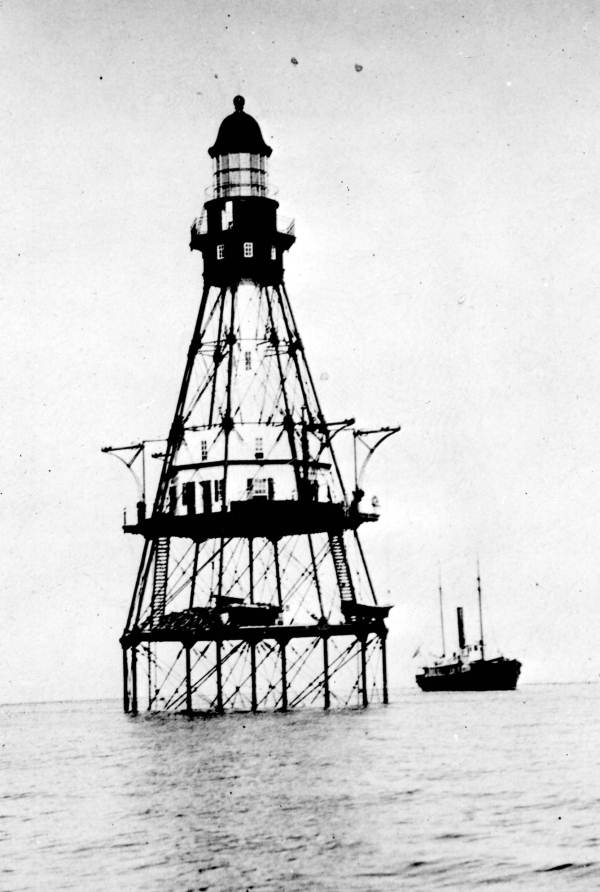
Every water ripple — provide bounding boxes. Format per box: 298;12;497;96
2;684;600;890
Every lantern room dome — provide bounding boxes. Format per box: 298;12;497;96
208;96;272;158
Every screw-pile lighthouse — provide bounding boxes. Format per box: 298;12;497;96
110;98;393;715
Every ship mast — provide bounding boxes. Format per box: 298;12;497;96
477;558;485;660
438;567;446;656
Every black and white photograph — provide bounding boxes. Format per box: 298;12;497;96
2;1;599;888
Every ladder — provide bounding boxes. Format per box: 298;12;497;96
151;537;170;627
328;532;355;602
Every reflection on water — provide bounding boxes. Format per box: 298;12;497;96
2;685;600;890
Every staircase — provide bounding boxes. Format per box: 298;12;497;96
151;537;170;627
328;533;355;603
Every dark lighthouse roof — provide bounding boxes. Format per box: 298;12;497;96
208;96;272;158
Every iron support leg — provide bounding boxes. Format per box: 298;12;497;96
322;636;330;710
308;534;324;617
147;644;152;711
189;541;200;609
360;637;368;708
273;540;283;609
249;538;254;604
250;642;257;713
185;645;193;715
280;641;288;711
381;632;389;704
216;640;223;714
122;647;129;714
131;646;138;715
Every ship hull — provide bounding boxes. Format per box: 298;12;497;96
416;657;521;692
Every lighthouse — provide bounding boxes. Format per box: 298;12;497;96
110;98;393;715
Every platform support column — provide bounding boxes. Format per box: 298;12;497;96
380;631;389;705
122;646;129;713
322;635;330;710
360;636;368;708
185;644;193;715
280;640;288;711
147;644;153;711
250;641;257;712
273;539;283;609
249;538;254;604
188;541;200;609
308;534;324;617
131;645;138;715
216;640;224;714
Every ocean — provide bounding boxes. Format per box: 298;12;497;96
2;684;599;890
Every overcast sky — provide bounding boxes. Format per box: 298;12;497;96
2;0;600;702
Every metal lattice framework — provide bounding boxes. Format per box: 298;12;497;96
108;98;393;715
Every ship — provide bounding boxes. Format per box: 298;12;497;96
415;566;521;692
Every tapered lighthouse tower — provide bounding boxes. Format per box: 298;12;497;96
112;97;393;714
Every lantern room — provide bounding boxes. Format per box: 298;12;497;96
208;95;272;199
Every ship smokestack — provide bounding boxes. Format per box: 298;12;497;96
457;607;465;650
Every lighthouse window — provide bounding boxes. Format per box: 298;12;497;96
243;242;254;258
221;202;233;230
245;350;252;370
254;478;267;497
216;244;224;260
271;246;276;260
255;437;264;459
201;440;208;461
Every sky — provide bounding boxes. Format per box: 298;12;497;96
2;0;600;702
